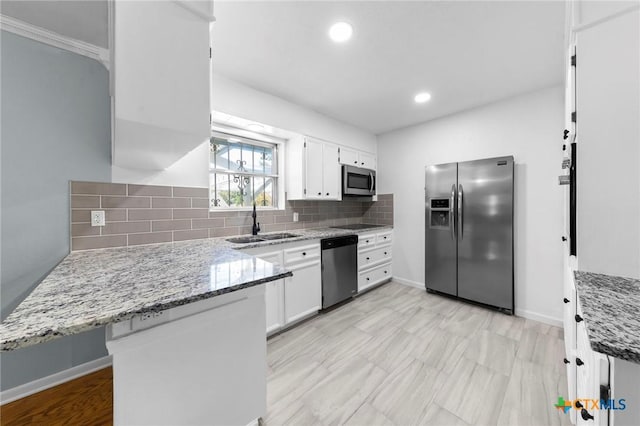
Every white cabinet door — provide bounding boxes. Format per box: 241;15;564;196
575;8;640;277
339;147;359;166
358;152;376;170
284;261;321;324
305;138;324;199
265;279;284;335
113;1;211;170
322;143;341;200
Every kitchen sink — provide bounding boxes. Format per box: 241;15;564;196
226;233;300;244
259;233;300;240
226;236;266;244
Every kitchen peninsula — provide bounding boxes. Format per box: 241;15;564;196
0;239;292;425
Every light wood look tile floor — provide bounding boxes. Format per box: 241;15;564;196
265;281;572;426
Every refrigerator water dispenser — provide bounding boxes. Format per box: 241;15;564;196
429;198;450;228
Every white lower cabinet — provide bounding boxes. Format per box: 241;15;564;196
358;230;393;293
241;240;321;336
265;279;285;335
284;260;321;324
565;272;640;426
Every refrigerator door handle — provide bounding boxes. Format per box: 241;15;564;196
458;184;464;240
450;184;457;240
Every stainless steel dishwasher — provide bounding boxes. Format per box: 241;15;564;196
321;235;358;309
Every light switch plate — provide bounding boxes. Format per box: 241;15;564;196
293;212;299;222
91;210;106;227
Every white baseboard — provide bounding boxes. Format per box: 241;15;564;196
394;276;563;328
514;308;563;328
0;356;112;405
392;276;425;290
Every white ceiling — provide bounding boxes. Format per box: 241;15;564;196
1;0;108;48
212;1;566;135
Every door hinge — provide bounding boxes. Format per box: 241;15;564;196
209;113;212;125
571;111;576;123
304;188;307;195
209;47;212;59
304;142;306;148
571;54;576;67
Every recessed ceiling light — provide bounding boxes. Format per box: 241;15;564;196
329;22;353;43
414;92;432;104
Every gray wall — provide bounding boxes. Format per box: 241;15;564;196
1;31;111;390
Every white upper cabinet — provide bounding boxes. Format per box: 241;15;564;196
573;5;640;277
112;1;213;170
339;147;358;166
358;152;376;170
338;146;376;170
286;136;341;200
305;138;324;198
321;143;341;199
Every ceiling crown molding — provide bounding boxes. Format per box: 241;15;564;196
0;14;110;69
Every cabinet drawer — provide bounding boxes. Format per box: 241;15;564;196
358;263;392;292
359;246;392;270
376;231;392;246
284;243;320;265
358;233;377;249
256;251;283;266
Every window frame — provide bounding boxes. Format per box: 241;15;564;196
209;130;284;211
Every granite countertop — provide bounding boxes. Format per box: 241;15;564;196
574;271;640;364
0;225;392;351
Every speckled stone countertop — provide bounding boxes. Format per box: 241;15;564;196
574;271;640;364
0;226;392;351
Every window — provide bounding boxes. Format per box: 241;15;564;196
209;133;278;209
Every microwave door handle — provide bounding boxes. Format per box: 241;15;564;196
369;172;374;192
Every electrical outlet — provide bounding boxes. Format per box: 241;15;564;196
293;212;299;222
91;210;105;227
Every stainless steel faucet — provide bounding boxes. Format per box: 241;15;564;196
252;203;260;235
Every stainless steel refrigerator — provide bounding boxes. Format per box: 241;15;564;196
425;156;514;313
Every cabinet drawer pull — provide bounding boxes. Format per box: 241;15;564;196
361;162;364;165
384;252;388;255
575;314;583;323
365;240;370;243
354;161;357;164
318;192;322;196
563;298;570;303
383;236;388;240
384;270;388;274
366;277;370;281
366;257;370;260
563;358;570;364
575;401;583;408
580;408;594;421
302;252;306;256
576;358;584;366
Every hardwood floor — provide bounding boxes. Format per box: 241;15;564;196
0;368;112;426
265;281;571;426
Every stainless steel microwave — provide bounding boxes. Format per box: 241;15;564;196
342;165;376;196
